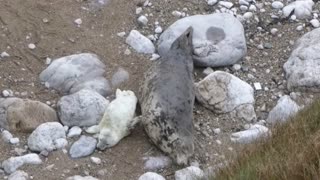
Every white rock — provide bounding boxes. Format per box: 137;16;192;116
138;15;148;26
2;90;13;97
58;89;109;127
90;157;102;165
45;57;52;65
231;124;269;144
203;67;214;75
172;11;183;17
232;64;241;71
253;82;262;90
249;5;257;11
284;28;320;91
39;53;111;96
213;128;221;134
69;135;97;158
271;28;278;35
27;122;66;152
195;71;256;121
239;0;249;6
158;13;247;67
2;153;42;174
1;52;10;58
138;172;165;180
296;25;304;31
283;0;314;19
175;166;205;180
8;170;28;180
243;12;253;19
207;0;218;5
74;18;82;25
28;44;36;50
266;95;300;124
2;130;13;142
66;175;98;180
9;138;19;145
310;19;320;28
54;138;68;149
117;32;126;37
144;156;172;171
150;53;160;61
155;26;163;34
219;1;234;8
240;5;248;11
126;30;155;54
67;126;82;138
86;89;138;150
136;7;143;14
272;1;284;9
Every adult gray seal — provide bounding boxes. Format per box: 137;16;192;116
140;27;195;165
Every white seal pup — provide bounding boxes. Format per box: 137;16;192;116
86;89;138;149
140;27;195;165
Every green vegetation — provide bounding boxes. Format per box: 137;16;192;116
215;100;320;180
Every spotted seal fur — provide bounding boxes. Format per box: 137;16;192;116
140;27;195;165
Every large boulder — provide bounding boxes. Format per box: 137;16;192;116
27;122;67;152
0;98;58;133
57;89;109;127
267;95;300;124
39;53;111;96
284;28;320;92
158;13;246;67
283;0;314;19
195;71;256;121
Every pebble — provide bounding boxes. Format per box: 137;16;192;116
2;130;13;142
249;5;257;12
310;19;320;28
150;53;160;61
10;138;20;145
138;15;148;26
2;89;13;97
67;126;82;138
45;57;52;65
207;0;218;5
136;7;143;14
203;67;214;75
1;51;10;58
219;1;234;8
240;5;248;11
254;82;262;90
172;11;183;17
28;43;36;50
264;43;273;49
90;157;102;165
213;128;221;134
2;153;42;174
117;32;126;37
74;18;82;25
243;12;253;20
69;136;97;158
239;0;249;6
271;28;278;35
296;25;304;31
232;64;241;71
272;1;284;9
155;26;163;34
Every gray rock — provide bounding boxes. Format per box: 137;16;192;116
2;130;13;142
27;122;66;152
66;175;99;180
158;13;246;67
283;0;314;19
138;172;165;180
39;53;111;96
111;68;129;88
126;30;155;54
284;28;320;92
267;95;300;124
175;166;204;180
2;154;42;174
67;126;82;138
195;71;256;121
143;156;172;171
0;98;58;132
57;89;109;127
230;124;270;144
8;170;28;180
69;136;97;158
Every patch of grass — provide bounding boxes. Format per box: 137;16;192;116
214;100;320;180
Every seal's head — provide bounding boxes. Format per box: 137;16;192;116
172;137;195;165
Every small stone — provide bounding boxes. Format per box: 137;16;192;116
136;7;143;14
155;26;163;34
203;67;214;76
10;138;20;145
2;130;13;142
45;58;52;65
254;82;262;90
208;0;218;5
213;128;221;134
117;32;126;37
249;5;257;11
42;18;49;23
69;136;97;158
175;166;205;180
90;157;102;165
74;18;82;25
150;54;160;61
67;126;82;138
264;43;273;49
138;15;148;26
219;1;234;8
232;64;241;71
2;89;13;97
271;28;278;35
296;25;304;31
172;11;183;17
310;19;320;28
243;12;253;20
257;44;264;50
28;43;36;50
216;140;222;145
138;172;165;180
272;1;284;9
1;51;10;58
8;170;28;180
2;153;42;174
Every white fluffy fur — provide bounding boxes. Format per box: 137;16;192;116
86;89;138;149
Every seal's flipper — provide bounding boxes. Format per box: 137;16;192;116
85;125;100;134
170;27;193;53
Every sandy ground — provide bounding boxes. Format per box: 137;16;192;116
1;0;320;179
